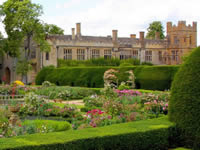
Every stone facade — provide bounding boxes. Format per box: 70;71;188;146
0;21;197;84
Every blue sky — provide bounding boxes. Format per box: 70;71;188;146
0;0;200;44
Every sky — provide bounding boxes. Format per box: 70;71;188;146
0;0;200;44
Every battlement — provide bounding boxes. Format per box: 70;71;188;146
167;21;197;32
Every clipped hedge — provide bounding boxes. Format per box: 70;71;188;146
58;57;141;67
36;66;179;90
0;117;178;150
169;47;200;148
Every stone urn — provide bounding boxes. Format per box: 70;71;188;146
8;106;20;126
8;106;20;113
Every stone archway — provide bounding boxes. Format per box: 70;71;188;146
5;67;11;84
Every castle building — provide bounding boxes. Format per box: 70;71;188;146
0;21;197;84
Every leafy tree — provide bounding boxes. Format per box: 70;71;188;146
16;59;32;76
43;23;64;35
0;0;45;56
146;21;165;39
0;32;4;56
0;0;63;83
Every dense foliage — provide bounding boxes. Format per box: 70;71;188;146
169;47;200;148
34;86;101;100
0;0;64;83
58;58;141;67
146;21;165;39
36;66;179;90
0;117;177;150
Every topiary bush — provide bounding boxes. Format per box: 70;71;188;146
169;47;200;147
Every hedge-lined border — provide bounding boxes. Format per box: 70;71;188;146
0;117;179;150
36;65;179;91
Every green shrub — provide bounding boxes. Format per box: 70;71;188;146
22;120;71;132
118;84;130;90
121;58;140;65
141;61;153;66
36;66;179;90
34;86;101;100
119;63;133;67
0;117;177;150
58;58;141;67
35;66;55;85
169;47;200;148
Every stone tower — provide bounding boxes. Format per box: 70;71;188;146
165;21;197;64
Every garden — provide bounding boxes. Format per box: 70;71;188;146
1;47;200;150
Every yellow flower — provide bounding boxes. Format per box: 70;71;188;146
14;80;24;86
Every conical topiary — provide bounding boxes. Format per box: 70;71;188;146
169;47;200;144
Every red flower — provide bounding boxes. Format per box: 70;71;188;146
18;124;22;127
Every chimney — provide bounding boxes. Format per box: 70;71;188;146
112;30;118;43
193;22;197;31
72;28;75;40
167;22;172;33
155;32;160;39
139;32;144;41
76;23;81;37
130;34;136;39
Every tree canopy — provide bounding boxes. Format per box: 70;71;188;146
146;21;165;39
0;31;4;56
0;0;64;57
44;23;64;35
0;0;64;83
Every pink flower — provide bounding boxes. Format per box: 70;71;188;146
107;115;112;119
144;102;150;105
163;107;166;110
46;109;52;112
165;103;168;107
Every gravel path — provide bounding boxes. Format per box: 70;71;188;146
48;99;84;106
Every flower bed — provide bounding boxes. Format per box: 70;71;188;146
0;119;71;138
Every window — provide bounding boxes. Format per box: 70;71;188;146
133;50;138;58
190;36;192;44
145;51;152;62
174;36;178;44
77;49;85;60
46;52;49;60
64;49;72;60
104;49;112;59
184;37;186;43
172;50;178;61
120;50;132;60
91;49;100;59
159;51;162;61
